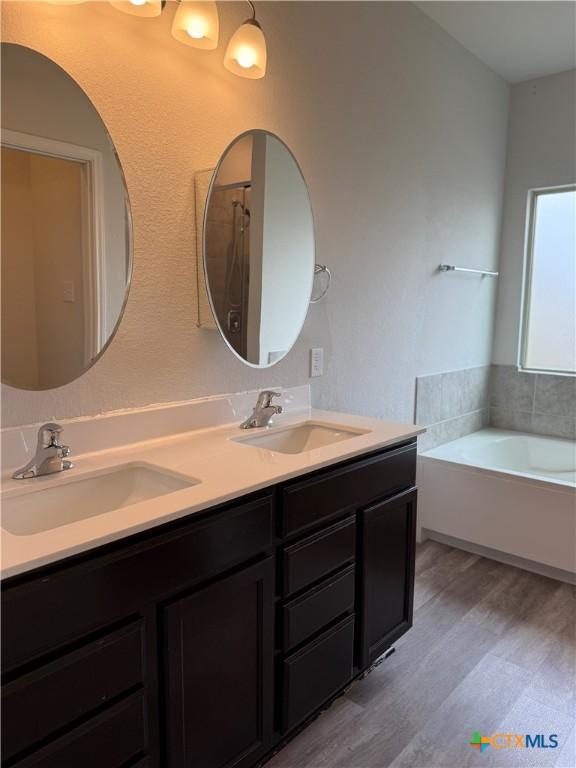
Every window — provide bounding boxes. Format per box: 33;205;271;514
520;186;576;374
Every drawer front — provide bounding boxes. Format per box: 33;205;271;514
283;565;355;651
283;518;355;597
282;443;416;536
14;693;146;768
2;621;144;763
282;615;354;732
2;495;273;672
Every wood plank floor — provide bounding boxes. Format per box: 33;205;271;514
267;541;576;768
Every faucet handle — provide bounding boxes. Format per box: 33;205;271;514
257;390;282;408
39;422;64;448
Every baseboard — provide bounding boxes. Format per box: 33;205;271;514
421;529;576;585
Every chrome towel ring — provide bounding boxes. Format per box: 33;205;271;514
310;264;331;303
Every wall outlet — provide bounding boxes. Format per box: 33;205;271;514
310;347;324;377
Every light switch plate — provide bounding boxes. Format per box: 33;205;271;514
63;281;75;303
310;348;324;377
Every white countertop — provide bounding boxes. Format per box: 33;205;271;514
1;405;423;579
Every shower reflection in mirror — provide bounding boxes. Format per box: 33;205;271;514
205;179;253;360
204;130;315;368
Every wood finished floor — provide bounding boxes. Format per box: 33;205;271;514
267;541;576;768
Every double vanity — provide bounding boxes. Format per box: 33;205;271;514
1;40;424;768
1;390;423;768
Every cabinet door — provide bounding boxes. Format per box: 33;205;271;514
163;558;274;768
359;488;417;669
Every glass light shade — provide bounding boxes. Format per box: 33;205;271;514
46;1;87;4
224;19;267;79
109;0;163;18
171;1;219;50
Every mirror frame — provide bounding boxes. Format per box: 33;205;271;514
202;129;315;369
0;43;134;391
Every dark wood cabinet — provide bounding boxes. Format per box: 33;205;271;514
359;487;417;667
163;558;274;768
1;440;417;768
281;442;416;538
1;494;274;674
12;693;147;768
1;492;274;768
2;621;145;763
282;516;356;596
281;615;355;732
282;564;355;652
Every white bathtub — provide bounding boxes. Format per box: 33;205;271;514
418;429;576;582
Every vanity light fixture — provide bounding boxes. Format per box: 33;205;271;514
109;0;164;18
171;0;219;49
224;0;267;79
46;0;267;79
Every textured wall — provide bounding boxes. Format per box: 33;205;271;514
492;69;576;365
1;2;508;427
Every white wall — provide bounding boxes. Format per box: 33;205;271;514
492;69;576;365
1;1;508;427
215;133;253;187
259;135;314;365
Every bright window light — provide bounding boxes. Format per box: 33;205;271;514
521;186;576;374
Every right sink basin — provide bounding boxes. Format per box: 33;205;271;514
231;421;370;455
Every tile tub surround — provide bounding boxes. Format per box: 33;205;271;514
416;364;576;450
490;365;576;440
415;366;491;451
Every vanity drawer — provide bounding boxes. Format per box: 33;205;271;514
13;692;146;768
282;614;354;732
2;621;144;763
283;565;355;651
282;443;416;536
282;517;355;597
2;495;273;673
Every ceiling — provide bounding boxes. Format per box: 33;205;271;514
415;1;576;83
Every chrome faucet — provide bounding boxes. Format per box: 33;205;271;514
240;391;283;429
12;423;73;480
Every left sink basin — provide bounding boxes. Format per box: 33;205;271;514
2;464;199;536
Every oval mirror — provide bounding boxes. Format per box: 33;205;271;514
204;130;314;367
1;43;132;391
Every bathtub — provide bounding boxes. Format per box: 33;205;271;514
418;429;576;582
